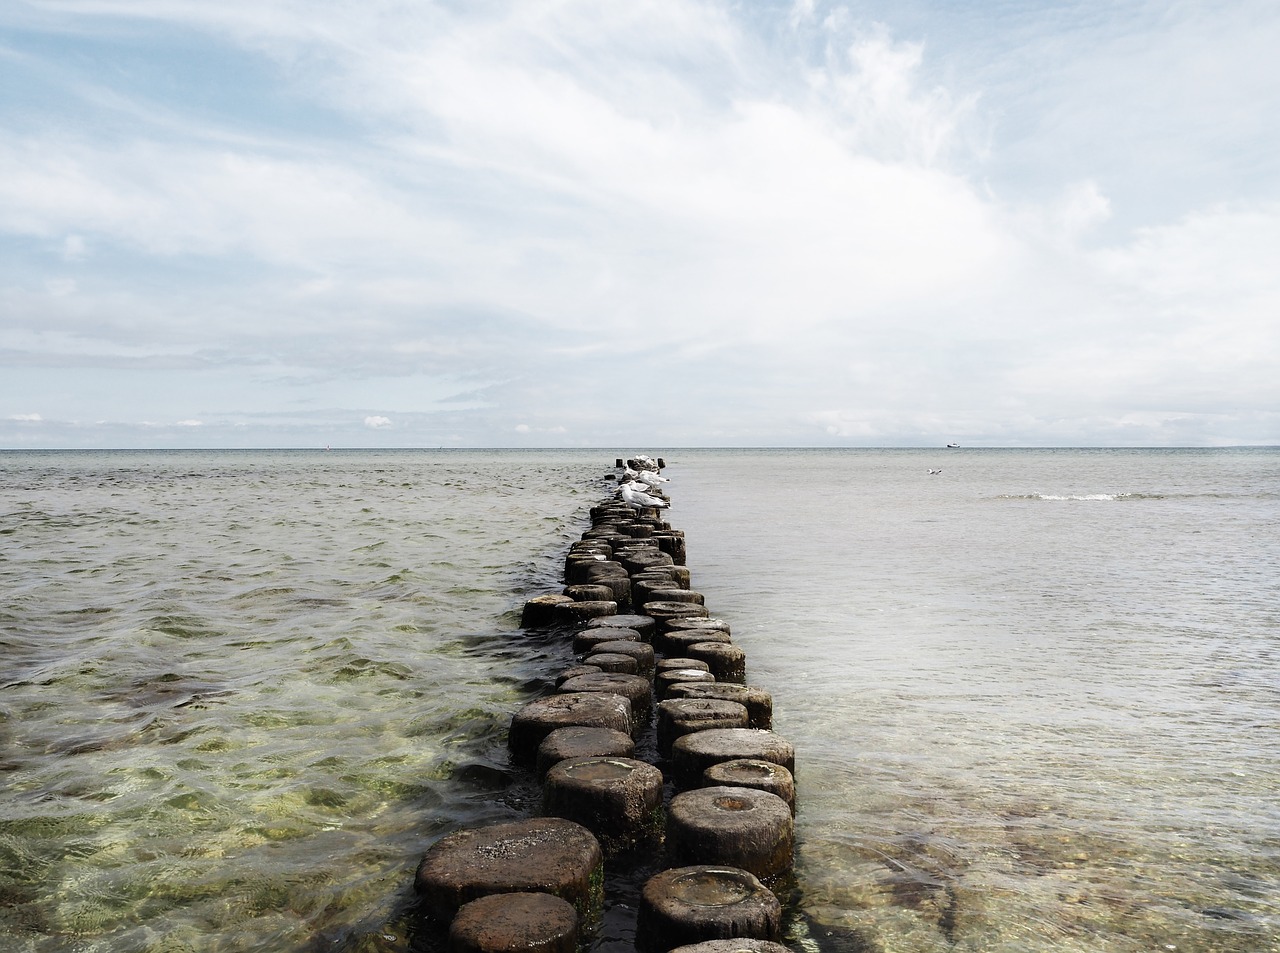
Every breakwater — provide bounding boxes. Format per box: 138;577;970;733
412;456;800;953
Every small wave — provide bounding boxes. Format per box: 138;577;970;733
997;492;1151;502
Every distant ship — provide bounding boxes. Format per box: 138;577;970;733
946;443;959;448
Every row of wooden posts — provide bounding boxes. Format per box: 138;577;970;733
412;457;799;953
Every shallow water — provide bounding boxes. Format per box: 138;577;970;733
1;449;599;952
672;448;1280;953
2;447;1277;952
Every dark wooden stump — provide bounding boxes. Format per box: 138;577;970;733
636;866;781;953
415;818;603;922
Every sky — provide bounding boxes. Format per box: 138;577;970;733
1;0;1277;449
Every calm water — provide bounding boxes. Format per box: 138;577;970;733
2;448;1277;952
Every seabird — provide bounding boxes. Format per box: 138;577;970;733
623;467;667;487
619;481;670;510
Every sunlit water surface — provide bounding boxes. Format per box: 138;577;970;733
1;450;596;952
673;448;1279;953
2;448;1277;953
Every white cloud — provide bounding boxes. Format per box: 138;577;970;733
809;24;978;166
1096;202;1280;304
9;413;44;422
1051;180;1112;241
0;139;446;271
0;0;1277;447
63;234;87;260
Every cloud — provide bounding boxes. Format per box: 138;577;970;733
0;138;439;270
9;413;43;422
0;0;1277;447
62;235;87;260
1049;180;1112;242
807;22;978;167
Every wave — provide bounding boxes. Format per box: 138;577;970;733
999;490;1271;502
997;492;1153;502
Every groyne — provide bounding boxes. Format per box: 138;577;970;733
412;455;798;953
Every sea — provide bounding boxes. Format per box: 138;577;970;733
1;447;1276;953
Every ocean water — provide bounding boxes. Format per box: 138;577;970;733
1;448;1277;953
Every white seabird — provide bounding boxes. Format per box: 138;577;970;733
619;481;670;510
